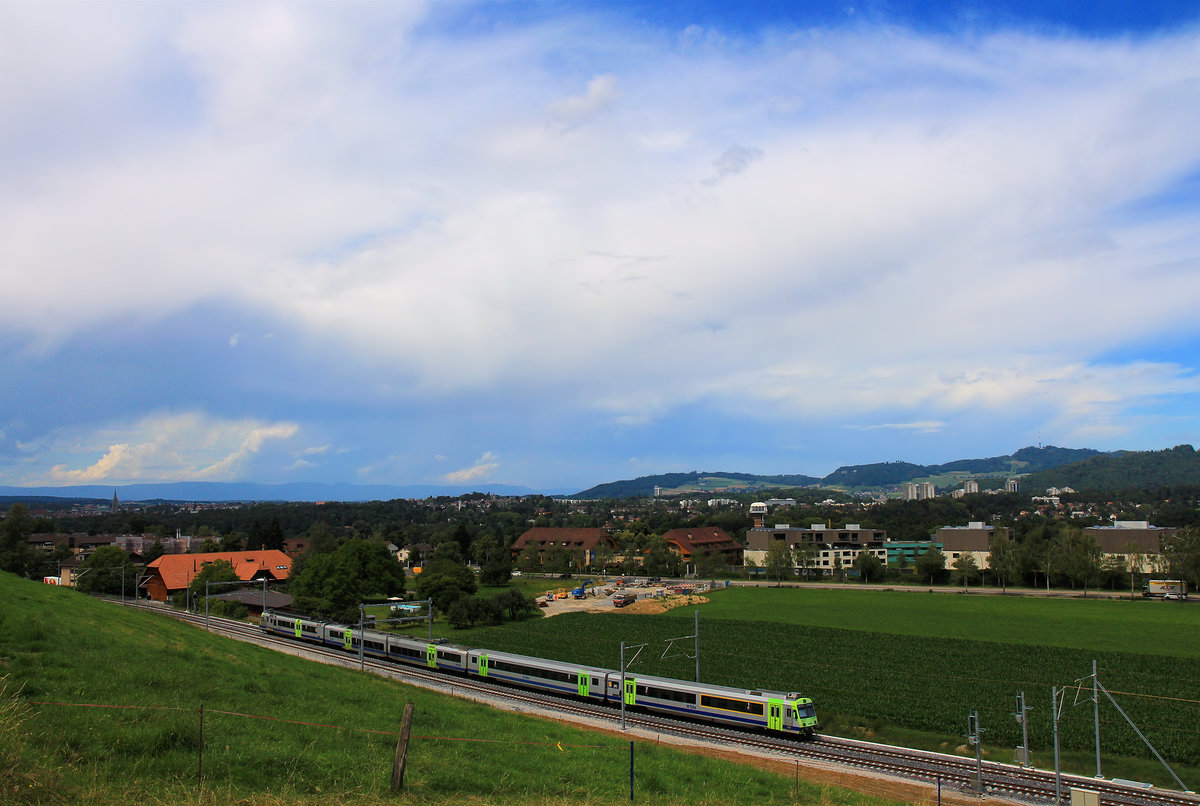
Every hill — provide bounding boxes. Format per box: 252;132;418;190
572;446;1101;498
573;471;820;499
0;574;854;805
1024;444;1200;491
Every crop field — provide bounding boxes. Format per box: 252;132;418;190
464;587;1200;774
0;574;905;806
666;586;1200;658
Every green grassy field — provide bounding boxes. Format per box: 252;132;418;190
666;586;1200;658
448;586;1200;786
0;573;904;806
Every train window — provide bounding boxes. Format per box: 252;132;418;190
701;695;764;716
491;659;573;683
636;684;696;705
437;650;463;663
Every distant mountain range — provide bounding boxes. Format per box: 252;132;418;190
5;444;1198;505
0;480;568;504
570;445;1103;499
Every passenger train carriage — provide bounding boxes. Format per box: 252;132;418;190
260;610;817;738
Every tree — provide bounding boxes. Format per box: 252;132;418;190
263;517;286;551
543;544;571;577
188;559;240;598
75;546;138;596
794;543;819;581
914;546;946;584
290;539;406;623
142;539;165;565
951;554;980;589
764;540;794;586
593;543;616;575
694;548;723;582
987;536;1020;592
1163;528;1200;590
219;531;245;552
479;547;513;586
852;550;884;583
1124;540;1145;600
195;537;220;553
305;521;338;555
517;540;542;572
414;552;477;612
494;588;540;621
642;538;679;577
0;503;36;577
1059;528;1102;597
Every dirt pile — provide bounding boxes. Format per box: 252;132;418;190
620;594;709;614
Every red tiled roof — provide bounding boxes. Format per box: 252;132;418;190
511;528;616;551
145;550;292;592
660;527;743;556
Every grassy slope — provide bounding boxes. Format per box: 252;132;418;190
662;587;1200;658
0;573;903;806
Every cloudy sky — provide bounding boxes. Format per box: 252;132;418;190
3;1;1200;493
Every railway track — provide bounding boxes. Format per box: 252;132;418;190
138;602;1200;806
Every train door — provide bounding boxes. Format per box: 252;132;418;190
478;653;489;677
577;671;590;698
426;643;437;669
624;677;636;707
293;618;302;638
344;629;353;651
767;698;784;732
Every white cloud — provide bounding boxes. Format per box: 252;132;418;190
2;6;1200;473
547;73;620;128
846;421;946;434
31;412;298;484
445;452;500;483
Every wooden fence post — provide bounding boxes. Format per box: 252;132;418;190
391;703;415;790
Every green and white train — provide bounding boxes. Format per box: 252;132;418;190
261;610;818;739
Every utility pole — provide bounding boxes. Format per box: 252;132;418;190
1013;691;1031;767
967;710;984;793
1092;659;1102;778
1052;686;1064;804
619;640;647;731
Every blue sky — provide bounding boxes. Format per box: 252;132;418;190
3;1;1200;493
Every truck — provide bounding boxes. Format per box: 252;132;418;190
1143;579;1188;600
612;591;637;607
571;580;594;599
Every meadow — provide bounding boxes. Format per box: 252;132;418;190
664;586;1200;658
0;573;903;806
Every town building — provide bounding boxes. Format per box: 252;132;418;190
903;482;936;500
744;522;887;575
1084;521;1178;572
933;522;1013;570
659;527;743;573
142;550;293;602
510;527;618;570
883;540;943;567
